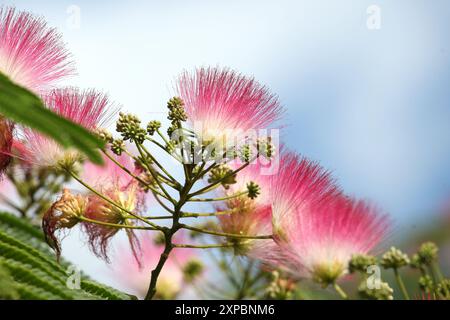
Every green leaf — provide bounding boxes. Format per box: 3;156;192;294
0;212;133;300
0;72;104;164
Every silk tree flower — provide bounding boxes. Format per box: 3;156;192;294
269;152;342;238
42;188;88;259
0;7;74;92
215;161;274;255
0;7;74;174
113;232;199;299
266;151;388;284
42;153;144;261
22;88;113;169
273;196;389;286
218;151;340;260
81;153;146;262
176;67;283;149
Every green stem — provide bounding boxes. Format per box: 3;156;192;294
79;216;156;230
181;208;238;217
139;208;238;220
105;149;174;200
181;224;273;240
333;283;348;300
139;143;179;186
172;243;234;249
394;268;410;300
146;136;183;163
432;262;444;282
135;143;175;203
189;162;250;197
188;191;248;202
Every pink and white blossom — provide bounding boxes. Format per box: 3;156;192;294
22;88;113;168
176;67;283;146
0;7;74;92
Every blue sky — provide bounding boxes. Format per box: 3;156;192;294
3;0;450;286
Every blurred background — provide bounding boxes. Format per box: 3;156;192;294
2;0;450;294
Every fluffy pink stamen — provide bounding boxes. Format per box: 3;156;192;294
22;88;114;167
0;7;74;92
176;67;283;141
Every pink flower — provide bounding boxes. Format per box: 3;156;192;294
176;67;283;146
0;7;74;92
260;151;389;283
22;88;114;168
42;188;88;259
81;153;146;262
270;152;341;236
113;232;198;299
274;196;389;285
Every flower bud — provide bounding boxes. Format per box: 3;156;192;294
417;242;439;266
95;128;113;143
246;181;260;200
43;189;87;259
167;97;187;123
358;280;394;300
266;271;296;300
147;120;161;136
182;259;204;283
116;112;146;143
348;254;377;274
380;247;410;269
208;165;237;189
111;138;125;155
418;275;434;293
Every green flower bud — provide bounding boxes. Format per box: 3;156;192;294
358;280;393;300
417;242;439;266
153;233;166;246
183;259;204;283
167;97;187;122
147;120;161;136
95;128;113;143
257;138;275;160
436;279;450;299
239;144;253;163
208;165;237;189
116;112;146;143
246;181;260;200
418;275;434;293
348;254;377;274
110;138;125;155
380;247;410;269
410;253;422;269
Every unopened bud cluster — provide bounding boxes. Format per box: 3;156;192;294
208;165;236;189
380;247;410;269
358;280;393;300
116;112;146;144
349;254;377;274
